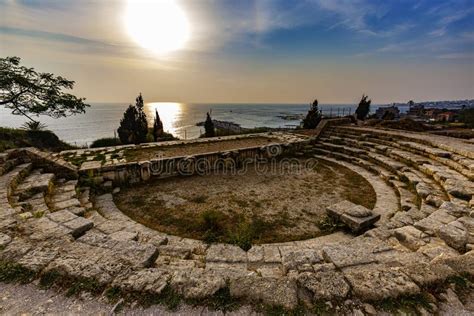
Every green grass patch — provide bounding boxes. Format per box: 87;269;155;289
0;261;35;284
33;210;45;218
39;270;61;289
317;216;346;234
105;286;123;303
376;293;432;314
66;277;103;296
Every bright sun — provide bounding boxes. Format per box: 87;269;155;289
125;0;190;55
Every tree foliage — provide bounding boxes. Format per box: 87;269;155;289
117;93;148;144
204;112;215;137
153;109;164;141
302;99;322;129
355;94;371;120
0;56;89;123
458;108;474;128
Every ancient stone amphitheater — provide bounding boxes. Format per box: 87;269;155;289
0;121;473;314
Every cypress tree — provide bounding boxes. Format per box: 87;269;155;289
153;109;164;141
204;112;215;137
302;99;322;129
134;93;148;143
355;94;371;120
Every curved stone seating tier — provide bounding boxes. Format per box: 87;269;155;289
320;127;472;206
1;126;474;312
329;126;473;181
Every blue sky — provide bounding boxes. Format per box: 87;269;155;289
0;0;473;103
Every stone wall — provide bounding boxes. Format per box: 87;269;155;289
79;142;308;185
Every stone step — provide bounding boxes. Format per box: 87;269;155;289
317;137;454;209
316;142;363;155
15;172;55;200
0;158;20;177
3;163;33;196
50;198;81;211
323;130;472;202
390;180;419;212
334;126;474;168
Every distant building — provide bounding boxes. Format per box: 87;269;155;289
424;109;457;122
375;105;400;120
407;103;424;116
435;111;456;122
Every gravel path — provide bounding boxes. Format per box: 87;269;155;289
0;282;256;315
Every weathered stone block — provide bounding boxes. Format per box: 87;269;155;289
343;264;420;301
402;262;455;287
47;209;77;224
112;268;170;294
17;247;59;272
281;248;323;273
441;251;474;275
322;237;391;268
437;221;468;251
340;212;381;232
171;269;226;299
63;217;94;238
0;232;12;248
298;271;350;300
229;276;298;310
327;200;380;232
394;226;430;251
114;240;158;268
109;231;138;241
52;198;81;211
206;244;247;263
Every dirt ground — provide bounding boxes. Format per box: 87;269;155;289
124;136;278;161
115;158;376;244
0;282;254;315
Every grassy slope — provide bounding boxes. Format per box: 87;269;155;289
0;127;75;152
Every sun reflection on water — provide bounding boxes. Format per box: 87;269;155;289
145;102;183;137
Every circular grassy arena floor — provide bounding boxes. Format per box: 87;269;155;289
115;158;376;249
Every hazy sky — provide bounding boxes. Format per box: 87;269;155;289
1;0;473;104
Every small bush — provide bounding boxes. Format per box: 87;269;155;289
199;210;225;243
226;217;268;251
90;137;121;148
226;221;255;251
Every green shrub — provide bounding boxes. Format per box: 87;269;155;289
90;137;121;148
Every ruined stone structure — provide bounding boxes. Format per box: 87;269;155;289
0;121;473;313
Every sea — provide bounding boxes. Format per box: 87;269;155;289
0;102;410;147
